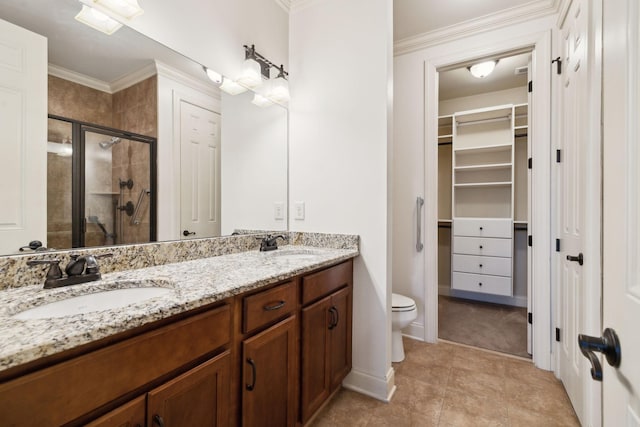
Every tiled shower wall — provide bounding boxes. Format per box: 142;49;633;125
46;75;157;249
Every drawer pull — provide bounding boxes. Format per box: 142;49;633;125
479;245;483;249
153;415;165;427
479;264;483;268
263;300;286;311
478;282;483;287
479;226;483;231
246;358;257;391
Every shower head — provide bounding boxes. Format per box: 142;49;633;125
99;137;121;149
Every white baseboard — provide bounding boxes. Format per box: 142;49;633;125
438;285;528;308
342;366;396;402
403;322;425;341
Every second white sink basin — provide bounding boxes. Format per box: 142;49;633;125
12;287;173;320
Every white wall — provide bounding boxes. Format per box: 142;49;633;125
439;86;527;115
221;92;288;234
289;0;395;401
126;0;288;81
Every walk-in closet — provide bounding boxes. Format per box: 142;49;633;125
437;52;531;358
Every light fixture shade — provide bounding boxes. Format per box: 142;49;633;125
219;77;248;95
469;61;497;79
75;5;123;35
80;0;143;19
251;93;274;108
269;76;290;103
237;58;262;89
204;67;222;84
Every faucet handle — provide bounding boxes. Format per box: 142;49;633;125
27;259;63;280
85;253;113;274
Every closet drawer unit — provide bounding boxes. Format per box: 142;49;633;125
453;236;512;257
452;272;512;296
453;218;512;238
452;254;512;277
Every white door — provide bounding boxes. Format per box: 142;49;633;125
179;100;221;239
0;19;47;254
557;0;601;424
601;0;640;424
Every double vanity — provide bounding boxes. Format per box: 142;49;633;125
0;233;358;426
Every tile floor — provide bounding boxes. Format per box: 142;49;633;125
310;338;580;427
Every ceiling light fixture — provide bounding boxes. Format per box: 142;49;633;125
204;67;222;84
234;44;289;103
468;60;498;79
75;5;123;35
80;0;143;20
269;64;290;104
237;45;264;89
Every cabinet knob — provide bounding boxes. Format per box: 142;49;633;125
478;282;483;287
479;245;483;249
479;226;483;231
479;264;483;268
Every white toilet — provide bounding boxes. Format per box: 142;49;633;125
391;293;418;362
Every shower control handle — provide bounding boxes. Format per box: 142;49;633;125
183;230;196;237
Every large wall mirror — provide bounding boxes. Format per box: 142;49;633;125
0;0;288;256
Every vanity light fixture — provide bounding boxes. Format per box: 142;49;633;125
468;60;498;79
75;5;123;35
204;67;222;84
251;93;274;108
219;77;248;95
237;45;264;89
268;64;290;104
80;0;143;20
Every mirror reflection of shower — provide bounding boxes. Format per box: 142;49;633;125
46;116;156;249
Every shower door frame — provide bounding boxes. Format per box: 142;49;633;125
48;115;157;248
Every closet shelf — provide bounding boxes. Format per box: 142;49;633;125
454;144;512;154
454;163;512;172
454;182;512;188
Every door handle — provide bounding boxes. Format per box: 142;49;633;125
246;358;257;391
566;253;584;265
578;328;621;381
416;197;424;252
183;229;196;237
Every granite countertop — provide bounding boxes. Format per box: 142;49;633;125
0;245;358;373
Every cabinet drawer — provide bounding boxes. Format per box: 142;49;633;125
243;281;296;333
452;272;512;296
453;236;512;257
452;254;512;277
302;260;353;305
454;218;512;238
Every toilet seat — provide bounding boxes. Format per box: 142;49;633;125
392;293;416;312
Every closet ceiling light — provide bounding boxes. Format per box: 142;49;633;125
75;5;123;35
219;77;248;95
80;0;144;20
468;60;498;79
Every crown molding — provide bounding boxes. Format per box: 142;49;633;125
48;64;112;93
274;0;291;13
110;62;157;93
556;0;572;28
154;60;220;100
289;0;323;14
394;0;562;56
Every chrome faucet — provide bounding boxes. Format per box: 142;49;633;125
258;235;286;252
27;253;113;289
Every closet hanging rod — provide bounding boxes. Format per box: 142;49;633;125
456;115;511;127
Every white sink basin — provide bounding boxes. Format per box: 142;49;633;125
12;287;172;320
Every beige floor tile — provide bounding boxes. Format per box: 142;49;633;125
311;338;580;427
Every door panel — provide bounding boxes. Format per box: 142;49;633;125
0;19;47;254
557;0;589;422
179;100;221;239
602;0;640;424
329;287;351;389
147;351;230;427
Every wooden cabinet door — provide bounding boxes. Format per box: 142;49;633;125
85;395;145;427
242;316;297;427
147;350;230;427
300;295;332;423
329;287;352;390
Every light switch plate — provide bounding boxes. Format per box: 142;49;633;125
294;201;305;220
274;202;284;220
